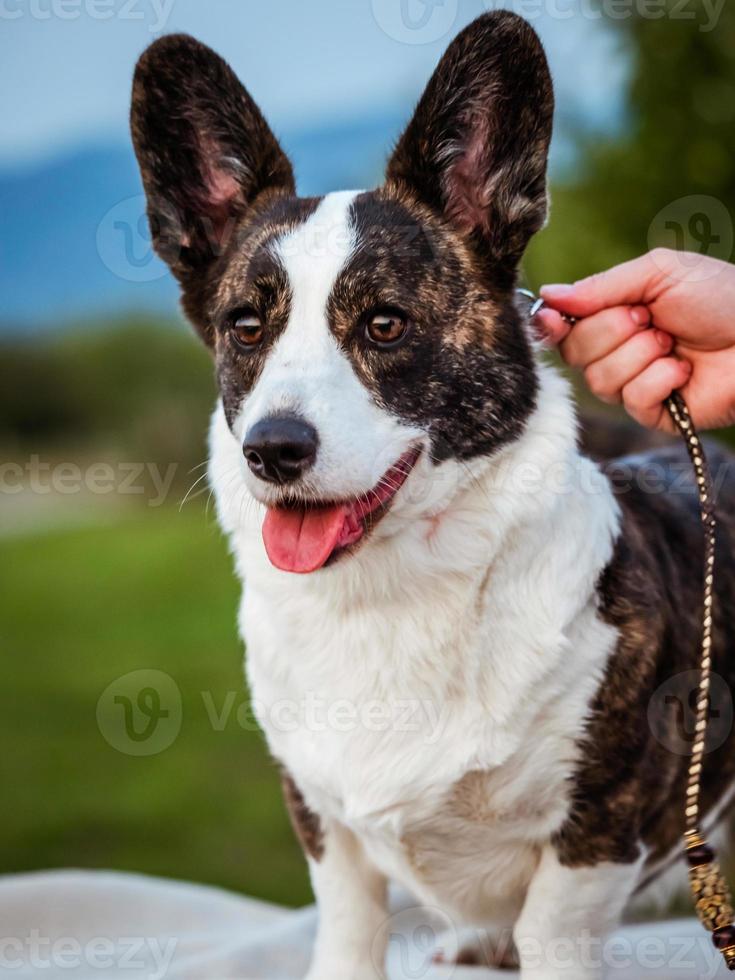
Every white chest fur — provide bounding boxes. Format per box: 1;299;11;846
210;366;622;921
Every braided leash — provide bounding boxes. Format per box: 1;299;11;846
522;291;735;970
668;392;735;970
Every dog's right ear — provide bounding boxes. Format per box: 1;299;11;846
130;34;294;340
386;12;553;286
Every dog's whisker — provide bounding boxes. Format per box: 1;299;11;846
204;487;216;522
179;470;210;511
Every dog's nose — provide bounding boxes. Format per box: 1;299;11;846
243;415;318;484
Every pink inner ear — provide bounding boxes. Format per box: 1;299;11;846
192;134;244;252
205;167;241;208
443;114;494;236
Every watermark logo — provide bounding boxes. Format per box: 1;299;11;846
648;195;734;281
96;194;168;283
481;0;726;33
371;0;458;44
373;907;458;978
0;931;177;980
648;669;733;757
0;456;178;507
97;669;182;756
0;0;176;32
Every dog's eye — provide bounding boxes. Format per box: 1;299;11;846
365;310;409;348
230;311;264;349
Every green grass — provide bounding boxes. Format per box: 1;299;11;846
0;506;311;906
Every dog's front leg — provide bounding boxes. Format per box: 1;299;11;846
514;844;641;980
305;819;388;980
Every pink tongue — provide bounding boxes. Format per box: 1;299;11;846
262;504;351;573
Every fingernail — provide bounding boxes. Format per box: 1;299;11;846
540;284;574;299
630;306;650;326
655;329;673;350
532;308;550;331
533;308;565;346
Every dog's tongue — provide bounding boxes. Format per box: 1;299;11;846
262;504;353;573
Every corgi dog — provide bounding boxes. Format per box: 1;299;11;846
131;13;735;978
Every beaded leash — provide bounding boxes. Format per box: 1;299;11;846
521;290;735;971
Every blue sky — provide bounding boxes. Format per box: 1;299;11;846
0;0;628;169
0;1;631;326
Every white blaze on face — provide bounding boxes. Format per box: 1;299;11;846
235;190;422;501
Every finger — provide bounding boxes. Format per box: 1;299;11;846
540;251;670;319
621;357;693;429
560;305;650;368
584;329;674;403
533;307;572;346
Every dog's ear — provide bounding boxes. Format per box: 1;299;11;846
386;12;553;281
130;34;294;339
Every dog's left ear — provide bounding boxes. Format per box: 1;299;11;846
130;34;295;340
386;11;553;278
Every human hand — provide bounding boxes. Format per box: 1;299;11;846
535;249;735;432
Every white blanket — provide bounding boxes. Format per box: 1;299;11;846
0;870;729;979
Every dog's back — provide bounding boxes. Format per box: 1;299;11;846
554;439;735;875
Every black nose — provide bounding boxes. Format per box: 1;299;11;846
243;415;318;484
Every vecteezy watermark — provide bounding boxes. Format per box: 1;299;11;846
98;193;734;291
512;928;723;977
648;196;734;281
0;931;177;979
370;0;726;41
414;448;735;506
96;675;451;756
204;690;450;745
373;906;459;978
482;0;726;33
96;198;454;283
97;194;169;283
0;0;175;32
648;669;734;757
334;433;735;520
371;0;459;44
97;669;182;756
0;456;178;507
604;454;735;500
370;913;724;979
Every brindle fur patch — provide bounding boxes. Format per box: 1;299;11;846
130;34;296;341
281;771;325;862
211;195;321;427
554;444;735;871
325;187;538;462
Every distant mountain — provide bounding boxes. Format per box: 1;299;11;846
0;111;408;332
0;109;579;333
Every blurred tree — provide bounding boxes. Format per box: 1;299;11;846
0;317;216;477
525;0;735;286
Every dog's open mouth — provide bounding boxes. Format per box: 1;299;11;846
261;447;421;574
